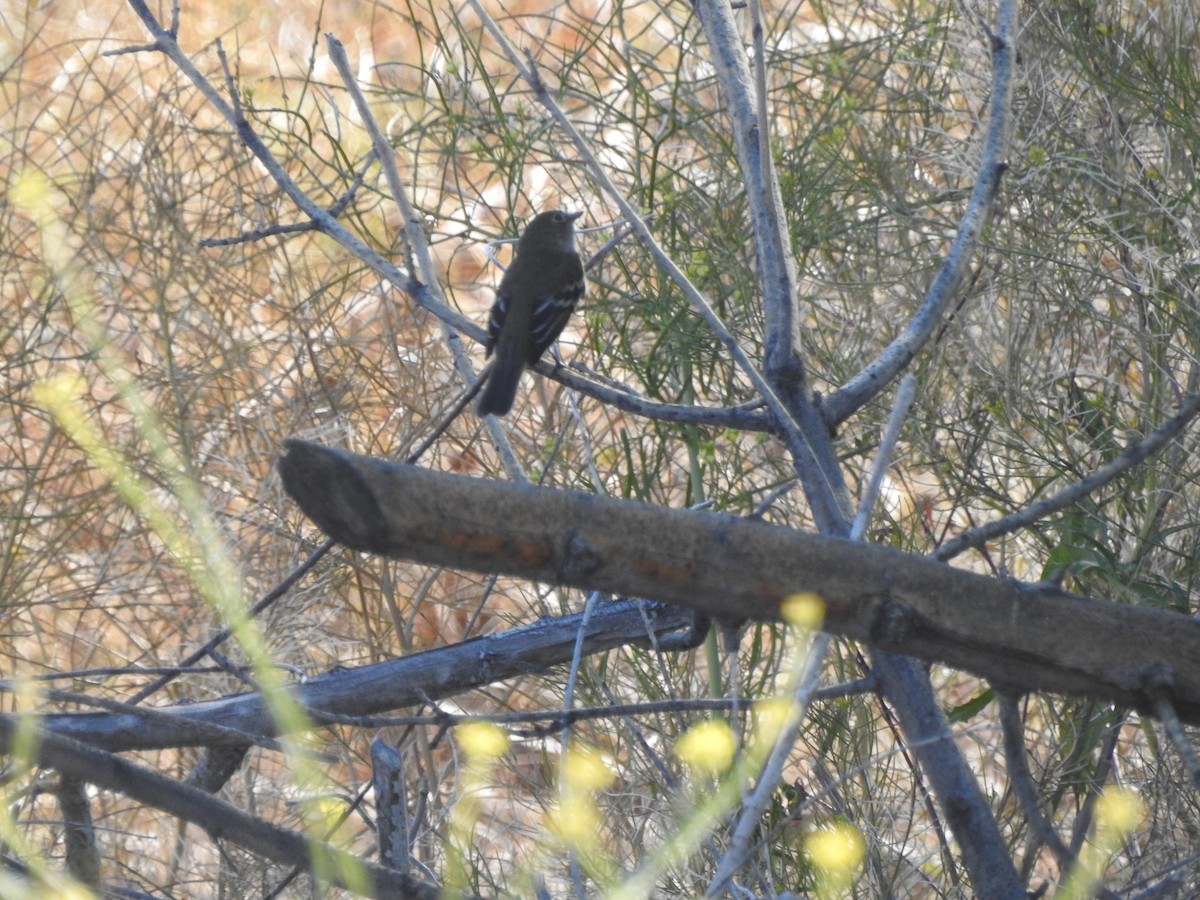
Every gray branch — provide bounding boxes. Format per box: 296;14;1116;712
16;599;696;752
822;1;1017;427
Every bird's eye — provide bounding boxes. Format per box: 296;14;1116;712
554;211;566;221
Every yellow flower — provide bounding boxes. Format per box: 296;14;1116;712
9;170;61;224
563;746;616;792
675;720;736;775
458;721;509;763
781;592;825;630
1095;787;1144;837
807;821;865;888
307;796;350;838
547;795;602;846
753;697;794;747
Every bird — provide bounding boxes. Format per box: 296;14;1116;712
476;209;586;417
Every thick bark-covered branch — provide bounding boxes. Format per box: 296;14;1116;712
277;439;1200;724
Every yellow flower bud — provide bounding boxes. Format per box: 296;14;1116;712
458;721;509;763
675;720;736;775
781;592;825;630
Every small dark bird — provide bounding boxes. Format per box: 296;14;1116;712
477;209;585;417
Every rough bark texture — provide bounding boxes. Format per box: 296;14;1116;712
277;439;1200;723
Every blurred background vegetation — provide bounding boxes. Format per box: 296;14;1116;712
2;0;1198;895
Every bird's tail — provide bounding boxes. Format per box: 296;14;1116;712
476;340;524;417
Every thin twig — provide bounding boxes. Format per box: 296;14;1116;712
937;391;1200;561
298;687;879;737
822;7;1016;427
325;35;439;300
1000;695;1124;898
1068;718;1124;856
199;221;318;246
199;150;375;247
705;633;832;896
1152;694;1200;793
115;0;474;337
128;539;335;703
851;374;917;541
997;694;1074;867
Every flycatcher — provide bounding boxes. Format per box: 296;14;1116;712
477;209;586;417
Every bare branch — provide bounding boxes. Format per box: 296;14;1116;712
696;0;803;387
53;776;100;887
936;390;1200;562
116;0;474;338
325;34;440;304
998;694;1075;868
689;0;853;528
371;739;412;875
823;2;1017;427
1150;692;1200;793
870;650;1022;896
852;374;917;540
22;600;697;751
20;729;449;900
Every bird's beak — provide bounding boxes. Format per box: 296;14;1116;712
566;211;584;223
